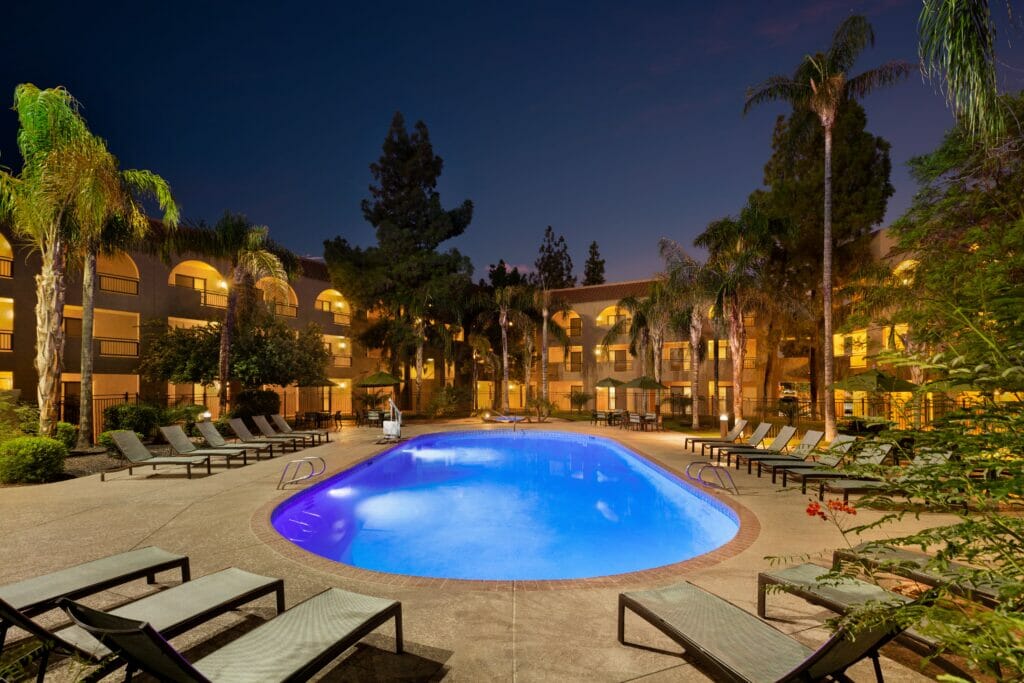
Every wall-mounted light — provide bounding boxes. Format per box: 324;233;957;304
218;280;227;289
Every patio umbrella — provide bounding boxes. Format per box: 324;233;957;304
356;371;402;387
624;375;668;412
594;377;625;388
832;369;918;393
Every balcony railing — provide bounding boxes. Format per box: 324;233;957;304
0;331;11;351
332;355;353;368
610;359;633;372
564;362;583;373
333;312;351;326
0;257;11;278
97;337;139;357
98;272;140;295
170;284;229;309
271;302;298;318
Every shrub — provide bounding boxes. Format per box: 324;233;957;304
230;390;280;421
0;437;67;484
13;403;40;435
427;386;470;418
526;397;556;422
569;390;593;414
53;422;77;449
98;430;144;458
103;403;164;438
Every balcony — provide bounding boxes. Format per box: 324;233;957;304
270;302;298;318
0;331;10;351
0;258;10;278
98;272;139;295
98;337;139;357
331;355;353;368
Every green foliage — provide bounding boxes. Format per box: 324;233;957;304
360;391;387;410
231;313;330;389
582;241;605;286
230;389;280;421
532;226;575;289
0;437;67;483
486;259;528;288
14;402;40;436
426;386;470;418
103;403;163;438
53;421;77;450
526;397;555;422
569;389;593;413
139;321;220;386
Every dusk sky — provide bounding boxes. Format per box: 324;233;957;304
2;1;1023;281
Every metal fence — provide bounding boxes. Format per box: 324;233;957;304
740;396;976;431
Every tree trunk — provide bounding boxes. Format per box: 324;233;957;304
728;296;746;420
712;329;720;418
500;308;510;413
76;248;97;448
689;313;702;430
415;337;424;412
540;294;549;402
808;342;818;418
761;319;776;403
822;126;837;440
651;331;664;417
218;268;243;414
35;237;68;436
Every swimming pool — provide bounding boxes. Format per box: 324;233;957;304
272;431;739;580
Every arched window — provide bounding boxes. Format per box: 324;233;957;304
315;289;351;326
256;277;298;317
168;260;227;308
97;253;140;295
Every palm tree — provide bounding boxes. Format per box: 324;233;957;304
920;0;1004;142
185;214;289;414
0;85;96;435
492;285;531;413
744;15;913;438
68;143;179;447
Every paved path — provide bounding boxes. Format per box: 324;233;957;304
0;421;953;681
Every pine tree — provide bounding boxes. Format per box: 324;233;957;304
532;226;575;289
582;241;606;286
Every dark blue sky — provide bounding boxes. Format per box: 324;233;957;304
2;1;1022;281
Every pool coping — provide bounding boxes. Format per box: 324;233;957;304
250;429;761;592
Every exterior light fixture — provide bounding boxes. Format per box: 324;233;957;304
719;413;729;438
201;411;212;421
218;280;227;289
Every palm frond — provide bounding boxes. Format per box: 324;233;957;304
919;0;1004;142
846;61;917;100
827;15;875;73
122;168;180;228
744;76;807;113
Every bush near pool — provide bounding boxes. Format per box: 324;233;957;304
0;436;68;484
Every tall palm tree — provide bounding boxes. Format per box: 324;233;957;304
744;15;913;438
491;285;531;413
660;239;710;430
67;141;179;447
920;0;1004;142
0;85;95;435
185;214;289;414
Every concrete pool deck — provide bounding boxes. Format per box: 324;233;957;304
0;421;957;681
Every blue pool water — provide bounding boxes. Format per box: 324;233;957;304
272;431;739;580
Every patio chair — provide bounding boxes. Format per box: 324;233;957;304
228;419;300;453
251;415;310;448
757;563;968;676
196;420;274;459
749;434;854;480
833;542;1002;608
628;413;643;431
818;450;952;502
159;426;249;467
683;418;748;452
272;413;329;443
105;431;210;481
779;442;893;494
716;425;797;468
61;586;402;682
618;580;899;682
0;547;189;654
736;430;826;476
702;422;772;459
591;411;607;426
4;567;282;681
644;413;663;431
366;410;383;427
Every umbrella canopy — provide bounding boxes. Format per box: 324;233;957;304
624;375;668;390
357;371;402;387
833;369;918;393
595;377;626;388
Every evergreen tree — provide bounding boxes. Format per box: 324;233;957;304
532;226;575;289
486;259;527;289
582;241;606;285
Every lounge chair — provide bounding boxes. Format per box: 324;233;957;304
228;418;300;452
0;547;188;654
817;450;951;502
4;567;282;681
160;426;249;467
683;419;748;452
757;563;968;676
779;442;893;494
61;586;403;682
701;422;772;458
834;543;1002;608
716;426;797;468
252;415;310;448
105;431;211;481
196;420;274;459
272;414;329;443
741;432;835;481
618;580;898;682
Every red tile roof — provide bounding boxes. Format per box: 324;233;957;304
549;279;654;304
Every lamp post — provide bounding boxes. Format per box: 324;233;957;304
720;413;729;438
